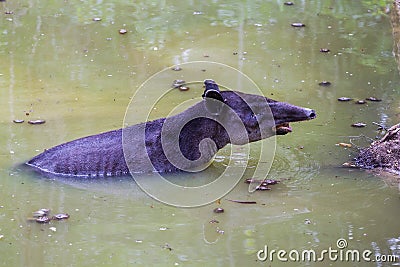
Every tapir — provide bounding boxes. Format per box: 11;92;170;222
26;80;316;177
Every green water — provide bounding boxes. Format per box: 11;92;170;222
1;0;400;266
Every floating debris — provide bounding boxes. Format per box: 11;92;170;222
256;185;271;191
12;119;24;123
263;179;279;185
260;181;272;187
171;66;182;71
35;216;51;224
284;2;294;5
342;162;357;168
33;208;50;217
245;178;279;192
216;228;225;234
355;100;366;104
28;120;46;125
337;97;352;102
318;81;331;87
193;11;203;15
5;11;13;14
178;86;189;91
336;142;352;148
372;122;387;131
226;199;257;204
28;209;70;224
92;17;102;22
49;227;57;232
245;178;257;183
119;29;127;34
172;79;185;88
52;213;70;220
213;207;224;214
320;48;330;53
291;22;305;27
209;219;219;224
351;122;367;128
304;219;312;225
245;178;279;185
366;97;382;102
161;243;173;251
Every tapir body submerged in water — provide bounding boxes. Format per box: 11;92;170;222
26;80;316;177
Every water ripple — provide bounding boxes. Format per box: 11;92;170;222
268;147;320;188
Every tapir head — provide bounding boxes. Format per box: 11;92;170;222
202;80;316;145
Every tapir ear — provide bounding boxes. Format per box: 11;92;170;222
202;79;224;102
202;79;225;115
203;89;224;102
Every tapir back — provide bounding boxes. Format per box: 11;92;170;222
26;129;129;177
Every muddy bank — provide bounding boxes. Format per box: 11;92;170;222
357;2;400;176
354;123;400;175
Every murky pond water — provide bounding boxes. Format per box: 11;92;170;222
1;0;400;266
